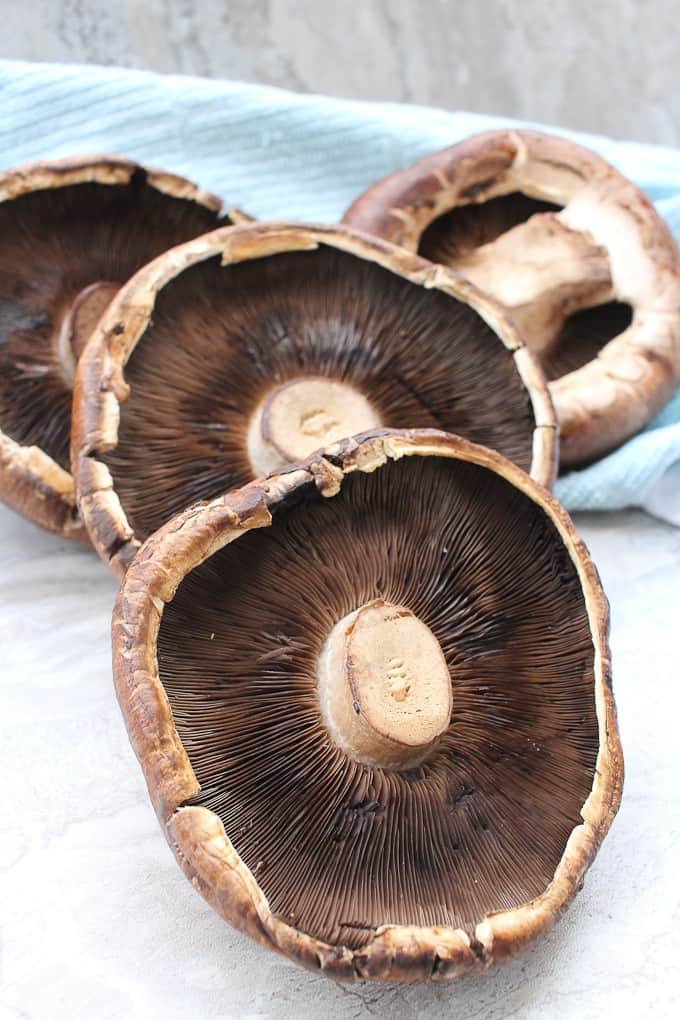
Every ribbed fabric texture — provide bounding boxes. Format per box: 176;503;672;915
2;59;679;523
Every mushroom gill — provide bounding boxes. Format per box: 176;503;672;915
98;238;543;549
540;301;634;383
157;452;599;950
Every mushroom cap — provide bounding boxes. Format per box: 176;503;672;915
343;129;680;467
112;427;622;983
0;154;237;540
72;221;556;576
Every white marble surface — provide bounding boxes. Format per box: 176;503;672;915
1;503;679;1019
1;0;679;146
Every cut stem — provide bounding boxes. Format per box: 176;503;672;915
317;599;452;769
55;281;119;386
247;376;381;477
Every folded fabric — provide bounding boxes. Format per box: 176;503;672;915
1;58;679;523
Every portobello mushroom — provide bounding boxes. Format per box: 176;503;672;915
73;221;556;575
112;427;622;982
343;129;680;467
0;154;244;539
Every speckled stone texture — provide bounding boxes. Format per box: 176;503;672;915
0;500;678;1018
1;0;679;146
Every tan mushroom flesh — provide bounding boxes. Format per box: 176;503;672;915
73;221;556;576
343;130;680;467
113;428;622;982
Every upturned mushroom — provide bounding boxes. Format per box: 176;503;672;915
72;221;556;575
0;155;246;540
343;129;680;467
112;427;623;982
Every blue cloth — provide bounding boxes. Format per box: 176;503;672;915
2;59;680;523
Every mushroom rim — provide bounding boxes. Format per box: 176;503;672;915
112;427;623;983
342;128;680;468
0;153;223;212
0;153;239;541
72;218;558;576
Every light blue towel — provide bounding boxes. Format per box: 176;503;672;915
2;59;680;523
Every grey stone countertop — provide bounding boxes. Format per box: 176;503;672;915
1;503;678;1019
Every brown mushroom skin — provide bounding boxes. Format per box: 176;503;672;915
343;130;680;467
0;432;88;541
112;428;622;982
72;220;557;577
0;154;243;541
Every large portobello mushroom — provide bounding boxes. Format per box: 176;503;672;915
113;428;623;982
73;221;556;575
343;129;680;467
0;155;243;540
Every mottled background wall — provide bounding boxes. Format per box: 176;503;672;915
2;0;678;146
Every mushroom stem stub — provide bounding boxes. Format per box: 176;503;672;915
318;599;452;769
247;376;381;477
56;281;119;385
446;215;614;355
